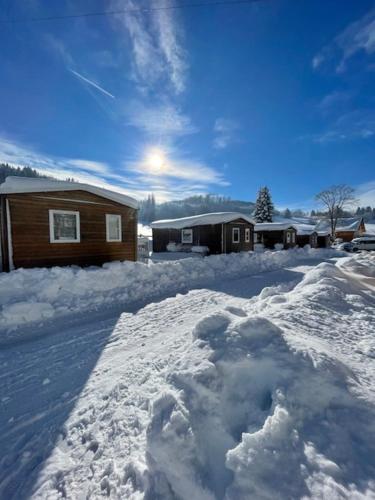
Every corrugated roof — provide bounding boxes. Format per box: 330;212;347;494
151;212;254;229
0;176;139;209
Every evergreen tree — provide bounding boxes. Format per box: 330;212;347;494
310;210;316;217
283;208;292;218
254;186;274;223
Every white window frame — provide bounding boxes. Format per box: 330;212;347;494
245;228;250;243
286;231;291;244
254;232;259;243
291;232;296;243
181;228;193;244
49;210;80;243
106;214;122;242
232;227;240;244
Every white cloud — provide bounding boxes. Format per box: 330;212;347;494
356;181;375;206
213;118;240;149
302;109;375;143
318;90;352;111
312;8;375;73
111;0;187;94
0;136;229;203
127;144;229;186
126;101;197;136
69;69;115;99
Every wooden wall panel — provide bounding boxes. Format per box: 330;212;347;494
7;190;137;269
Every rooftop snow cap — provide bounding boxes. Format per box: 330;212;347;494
151;212;254;229
0;176;139;209
254;222;297;231
315;217;364;233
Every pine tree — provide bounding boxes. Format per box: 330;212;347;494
283;208;292;218
254;186;274;223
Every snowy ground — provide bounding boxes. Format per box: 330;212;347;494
1;250;375;499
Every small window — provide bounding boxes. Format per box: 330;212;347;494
254;232;259;243
49;210;80;243
245;228;250;243
286;232;291;243
232;227;240;243
106;214;122;242
291;232;296;243
181;229;193;244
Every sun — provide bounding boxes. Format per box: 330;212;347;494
145;148;167;174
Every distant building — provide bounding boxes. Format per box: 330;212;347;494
316;217;366;242
0;177;138;271
151;212;254;254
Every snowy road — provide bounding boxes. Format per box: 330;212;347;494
1;252;375;499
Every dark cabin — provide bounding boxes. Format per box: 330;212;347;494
254;223;297;249
0;177;138;271
295;227;319;248
151;212;254;254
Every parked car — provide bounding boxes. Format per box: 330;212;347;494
351;237;375;252
337;242;355;252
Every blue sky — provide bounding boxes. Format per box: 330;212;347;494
1;0;375;208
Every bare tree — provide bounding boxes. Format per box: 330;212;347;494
315;185;357;239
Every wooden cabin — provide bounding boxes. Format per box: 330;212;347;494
315;217;366;242
151;212;254;254
254;223;297;249
0;177;138;271
295;226;319;248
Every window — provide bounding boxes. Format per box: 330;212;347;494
286;232;291;244
49;210;80;243
245;228;250;243
106;214;122;242
232;227;240;243
254;232;259;243
292;232;296;243
181;229;193;244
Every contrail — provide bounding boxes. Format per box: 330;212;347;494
69;69;115;99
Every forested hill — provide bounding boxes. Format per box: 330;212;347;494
0;163;49;184
139;195;255;223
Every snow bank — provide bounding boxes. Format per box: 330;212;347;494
0;248;339;333
142;256;375;499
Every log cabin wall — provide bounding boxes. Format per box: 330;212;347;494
152;219;253;254
224;219;254;253
6;190;137;269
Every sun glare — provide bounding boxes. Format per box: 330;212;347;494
145;148;167;174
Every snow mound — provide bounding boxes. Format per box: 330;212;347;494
144;308;375;499
0;247;340;335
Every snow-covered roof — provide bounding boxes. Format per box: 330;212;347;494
315;217;363;233
254;222;297;232
151;212;254;229
0;176;139;209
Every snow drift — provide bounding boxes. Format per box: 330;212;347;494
22;252;375;499
143;256;375;499
0;247;339;333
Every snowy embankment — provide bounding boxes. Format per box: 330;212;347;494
21;252;375;499
0;247;339;332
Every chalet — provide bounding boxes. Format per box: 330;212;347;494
0;177;138;271
315;217;366;242
295;225;319;248
151;212;254;254
254;222;297;249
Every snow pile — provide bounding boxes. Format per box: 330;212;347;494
143;257;375;499
6;253;375;499
0;247;339;333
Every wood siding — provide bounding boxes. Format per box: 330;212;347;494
257;228;297;249
223;220;253;253
5;190;137;269
152;218;253;254
296;232;318;248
